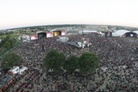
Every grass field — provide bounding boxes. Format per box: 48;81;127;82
0;34;22;39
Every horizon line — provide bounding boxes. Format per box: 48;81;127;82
1;23;138;31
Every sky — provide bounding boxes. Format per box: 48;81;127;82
0;0;138;30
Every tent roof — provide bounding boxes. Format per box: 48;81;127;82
112;30;130;36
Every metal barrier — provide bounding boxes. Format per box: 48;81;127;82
0;41;21;59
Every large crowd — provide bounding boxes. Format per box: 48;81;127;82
8;33;138;92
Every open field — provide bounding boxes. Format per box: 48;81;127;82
0;34;22;39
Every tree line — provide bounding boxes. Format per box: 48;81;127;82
0;49;99;75
43;49;99;74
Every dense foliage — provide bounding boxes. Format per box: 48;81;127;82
43;50;99;74
1;52;21;69
63;55;79;73
78;52;99;74
0;35;18;57
43;49;66;74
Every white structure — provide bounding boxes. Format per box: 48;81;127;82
101;66;108;72
8;66;28;75
58;37;69;42
133;31;138;34
80;30;98;34
67;41;91;48
22;35;30;42
9;66;20;74
36;31;45;34
77;42;83;48
30;34;38;40
19;66;28;75
46;32;53;38
112;30;130;37
61;31;67;35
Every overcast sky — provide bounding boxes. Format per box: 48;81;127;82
0;0;138;29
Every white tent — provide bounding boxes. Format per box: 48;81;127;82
112;30;130;36
81;30;97;34
133;31;138;34
19;66;28;75
9;66;20;74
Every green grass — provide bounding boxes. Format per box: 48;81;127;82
0;34;22;39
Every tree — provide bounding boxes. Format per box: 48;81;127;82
3;41;11;49
78;52;99;74
1;35;11;45
43;49;65;74
9;38;16;47
1;52;21;69
63;55;79;73
0;48;7;56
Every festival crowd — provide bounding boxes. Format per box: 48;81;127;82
8;33;138;92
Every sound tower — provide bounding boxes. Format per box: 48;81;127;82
42;45;44;52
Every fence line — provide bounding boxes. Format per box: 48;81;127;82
0;41;21;59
